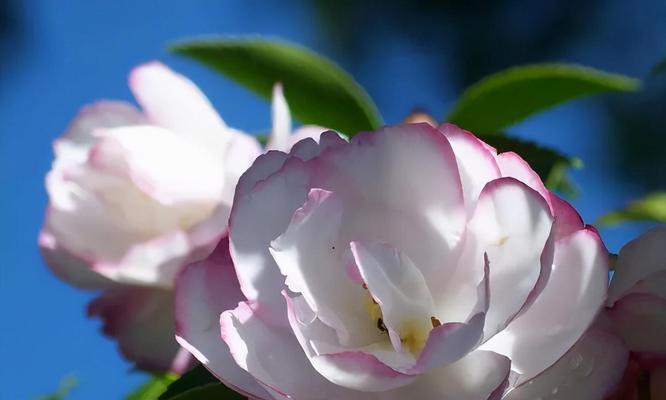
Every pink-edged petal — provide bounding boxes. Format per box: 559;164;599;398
38;226;113;289
128;61;231;150
268;82;291;151
221;300;369;400
315;123;466;289
219;129;263;207
550;192;584;240
381;350;511;400
504;321;628;400
174;237;269;399
438;123;501;211
495;152;553;212
443;178;553;338
349;240;484;368
480;228;608;382
284;293;416;392
351;240;435;353
88;125;225;206
270;189;379;346
88;286;193;373
92;230;191;288
55;101;146;165
229;157;313;325
608;226;666;304
607;293;666;354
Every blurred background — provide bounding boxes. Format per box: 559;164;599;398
0;0;664;398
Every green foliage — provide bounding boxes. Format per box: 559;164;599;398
447;63;640;135
37;375;77;400
126;374;178;400
651;58;666;76
483;135;581;196
598;192;666;226
171;37;382;136
159;365;245;400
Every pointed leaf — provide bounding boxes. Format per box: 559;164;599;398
127;374;177;400
171;37;382;136
447;63;640;135
598;192;666;226
159;365;244;400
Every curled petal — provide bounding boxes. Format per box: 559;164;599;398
609;226;666;304
439;123;501;211
607;293;666;355
88;286;193;373
504;321;628;400
480;228;608;382
128;61;231;151
381;350;511;400
175;237;269;399
220;300;368;400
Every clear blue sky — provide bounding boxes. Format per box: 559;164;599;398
0;1;662;399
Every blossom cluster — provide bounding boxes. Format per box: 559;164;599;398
41;63;665;399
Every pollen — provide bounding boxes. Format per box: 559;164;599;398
431;316;442;328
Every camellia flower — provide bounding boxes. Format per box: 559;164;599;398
39;61;325;372
175;123;609;398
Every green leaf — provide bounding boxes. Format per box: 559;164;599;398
598;192;666;226
159;365;244;400
162;384;245;400
447;63;640;135
126;374;178;400
170;37;382;136
483;135;582;197
37;375;77;400
651;58;666;77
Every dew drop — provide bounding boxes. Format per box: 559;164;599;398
582;358;595;377
568;352;583;370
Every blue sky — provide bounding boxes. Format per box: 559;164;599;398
0;1;662;399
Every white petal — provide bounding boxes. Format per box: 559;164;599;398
175;238;270;399
380;350;511;400
608;226;666;304
449;178;554;339
220;300;369;400
268;82;292;151
314;123;466;291
270;189;379;346
229;158;313;325
55;101;146;166
504;321;628;400
128;61;231;151
88;287;193;373
480;228;608;381
439;123;501;212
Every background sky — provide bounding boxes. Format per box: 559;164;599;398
0;1;664;399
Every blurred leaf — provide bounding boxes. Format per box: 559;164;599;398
598;192;666;226
171;37;382;136
484;135;582;197
447;63;640;135
159;365;244;400
37;375;77;400
651;58;666;77
126;374;177;400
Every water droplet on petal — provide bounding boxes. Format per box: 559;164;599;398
568;351;583;370
582;358;595;377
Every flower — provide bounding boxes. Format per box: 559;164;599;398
40;61;325;372
506;227;666;399
175;123;608;398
